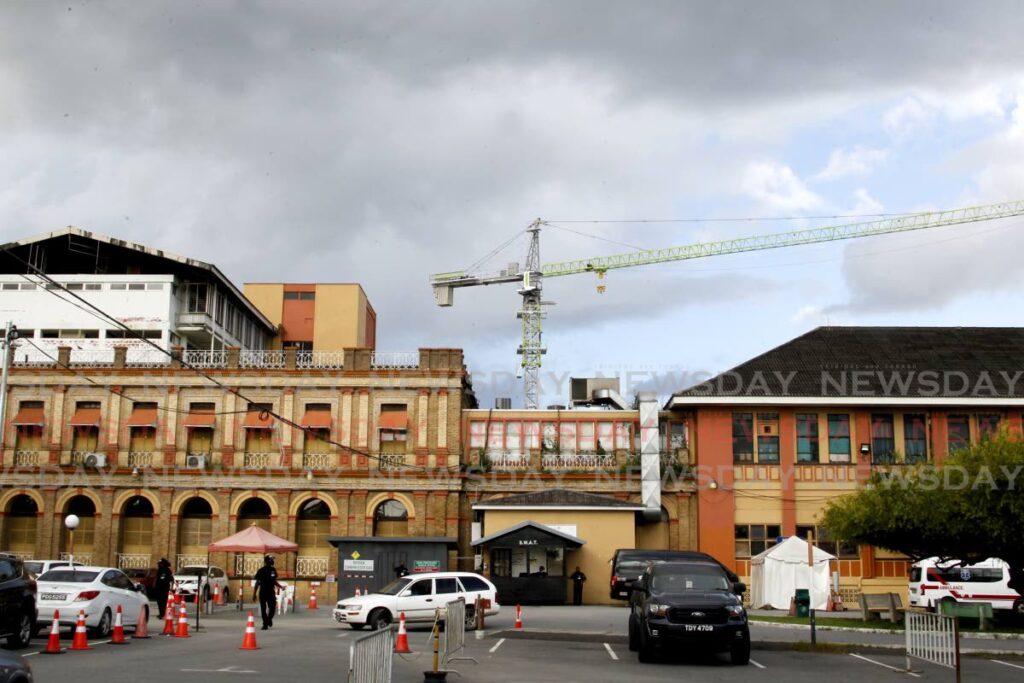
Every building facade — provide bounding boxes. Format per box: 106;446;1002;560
243;283;376;351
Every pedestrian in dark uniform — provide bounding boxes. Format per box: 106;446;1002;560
395;562;409;579
252;555;283;630
155;558;174;619
570;566;587;606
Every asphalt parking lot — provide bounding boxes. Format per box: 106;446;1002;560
17;605;1024;682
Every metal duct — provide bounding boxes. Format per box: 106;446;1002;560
638;392;661;522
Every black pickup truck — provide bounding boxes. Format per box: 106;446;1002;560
628;559;749;665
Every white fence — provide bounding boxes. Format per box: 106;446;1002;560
348;626;394;683
906;611;961;680
370;351;419;369
117;553;152;570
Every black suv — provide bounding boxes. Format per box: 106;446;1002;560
610;549;740;600
628;560;749;665
0;555;36;648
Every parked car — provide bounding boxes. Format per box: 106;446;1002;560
0;554;36;648
628;559;749;665
23;560;84;579
175;565;229;603
333;572;500;630
35;566;149;637
123;567;159;598
610;549;740;600
0;651;33;682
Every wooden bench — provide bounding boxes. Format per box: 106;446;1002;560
939;600;994;630
858;592;906;623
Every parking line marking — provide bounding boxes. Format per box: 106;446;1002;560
992;659;1024;671
749;658;766;669
603;643;618;661
849;653;920;677
489;638;506;653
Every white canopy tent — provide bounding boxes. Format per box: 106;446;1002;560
749;536;836;610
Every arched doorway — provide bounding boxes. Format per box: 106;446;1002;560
236;498;271;532
296;499;331;577
4;495;38;558
178;497;213;567
61;495;97;563
372;500;408;537
118;496;154;569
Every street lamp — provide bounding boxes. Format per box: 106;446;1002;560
64;514;80;565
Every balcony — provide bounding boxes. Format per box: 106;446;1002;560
378;453;405;470
296;555;330;577
234;555;263;576
302;452;334;470
182;349;228;368
541;453;615;470
239;350;285;369
60;552;93;565
13;450;42;466
370;351;419;369
296;351;345;369
242;452;277;469
176;554;207;570
128;452;155;467
117;553;152;570
484;452;530;471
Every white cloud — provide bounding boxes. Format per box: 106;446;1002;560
850;188;884;214
884;96;935;139
790;304;824;325
741;161;822;211
812;146;889;182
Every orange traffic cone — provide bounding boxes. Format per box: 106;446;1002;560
308;586;318;610
218;585;227;606
70;610;92;650
41;611;64;654
213;584;221;606
239;611;259;650
514;604;522;630
174;603;190;638
133;605;150;639
162;601;175;636
110;605;128;644
394;612;412;653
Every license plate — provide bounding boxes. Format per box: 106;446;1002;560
41;593;66;601
684;624;713;632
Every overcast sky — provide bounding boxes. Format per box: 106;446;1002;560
2;1;1024;407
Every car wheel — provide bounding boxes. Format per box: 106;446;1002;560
730;634;751;665
92;608;113;638
637;623;657;663
350;623;367;631
7;613;33;649
627;616;639;652
368;609;392;631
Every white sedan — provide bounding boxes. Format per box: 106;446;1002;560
333;572;500;630
36;566;150;637
175;565;229;603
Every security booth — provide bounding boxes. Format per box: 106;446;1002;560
473;521;584;605
328;536;456;599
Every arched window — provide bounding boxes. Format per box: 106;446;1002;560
373;500;408;537
61;495;97;560
296;499;331;550
179;498;213;564
4;495;38;557
119;496;154;564
237;498;272;532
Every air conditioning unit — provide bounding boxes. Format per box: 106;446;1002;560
83;453;106;468
185;454;207;469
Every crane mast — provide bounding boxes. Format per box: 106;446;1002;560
431;199;1024;408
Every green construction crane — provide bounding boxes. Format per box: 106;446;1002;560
430;200;1024;409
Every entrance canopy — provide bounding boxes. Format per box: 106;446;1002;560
472;520;585;549
208;525;298;553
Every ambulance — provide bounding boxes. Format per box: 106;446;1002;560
908;557;1021;613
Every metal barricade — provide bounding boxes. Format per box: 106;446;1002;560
348;627;394;683
443;598;466;663
906;610;961;682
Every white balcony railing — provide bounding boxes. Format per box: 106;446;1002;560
370;351;419;369
243;452;277;469
240;350;285;369
125;348;171;367
60;552;94;565
302;452;334;470
235;555;264;576
486;452;530;470
118;553;152;570
176;554;207;570
182;349;228;368
296;555;330;577
13;450;42;466
67;349;115;367
541;453;614;470
128;452;155;467
296;351;345;369
378;453;405;470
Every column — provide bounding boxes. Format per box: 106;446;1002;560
163;387;178;466
436;389;449;467
415;389;429;466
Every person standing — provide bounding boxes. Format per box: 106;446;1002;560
569;566;587;606
252;555;284;630
154;558;174;620
394;562;409;579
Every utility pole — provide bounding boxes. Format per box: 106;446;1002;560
0;322;18;455
807;530;817;646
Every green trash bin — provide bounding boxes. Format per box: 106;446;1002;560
794;589;810;618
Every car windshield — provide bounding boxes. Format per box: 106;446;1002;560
651;566;730;593
38;570;98;583
377;578;411;596
616;560;652;576
178;568;209;577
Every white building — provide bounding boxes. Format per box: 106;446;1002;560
0;227;275;365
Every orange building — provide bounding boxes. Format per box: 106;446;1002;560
243;283;376;351
666;326;1024;602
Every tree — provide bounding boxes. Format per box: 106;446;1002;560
822;434;1024;598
